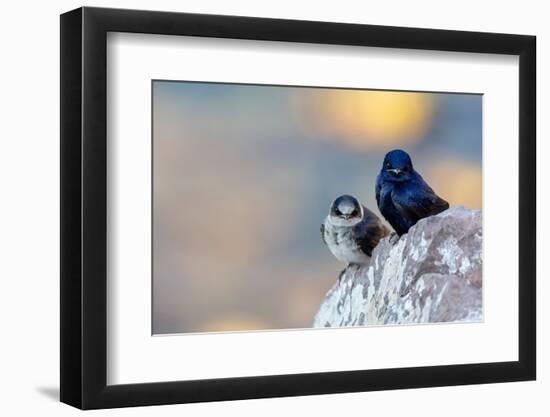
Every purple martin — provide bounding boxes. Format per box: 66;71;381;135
376;149;449;236
321;195;389;265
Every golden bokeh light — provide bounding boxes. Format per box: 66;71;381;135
295;90;434;150
426;160;482;209
200;315;272;332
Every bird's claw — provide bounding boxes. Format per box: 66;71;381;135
389;232;400;245
338;269;346;284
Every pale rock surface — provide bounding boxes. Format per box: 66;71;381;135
313;207;482;327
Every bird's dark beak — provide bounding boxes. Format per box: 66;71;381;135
387;168;403;175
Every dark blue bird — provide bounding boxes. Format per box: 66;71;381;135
375;149;449;236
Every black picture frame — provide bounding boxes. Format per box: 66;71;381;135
60;6;536;410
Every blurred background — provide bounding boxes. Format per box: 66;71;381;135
152;81;482;334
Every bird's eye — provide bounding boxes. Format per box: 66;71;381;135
334;208;342;216
385;163;391;168
351;209;358;216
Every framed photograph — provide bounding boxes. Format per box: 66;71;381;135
60;6;536;409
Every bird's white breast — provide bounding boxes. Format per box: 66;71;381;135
323;217;371;264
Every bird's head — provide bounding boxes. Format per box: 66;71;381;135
329;195;364;227
381;149;414;182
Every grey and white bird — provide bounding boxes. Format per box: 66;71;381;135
321;195;389;265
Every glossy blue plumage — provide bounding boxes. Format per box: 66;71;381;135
376;150;449;236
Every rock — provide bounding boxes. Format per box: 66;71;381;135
313;207;482;328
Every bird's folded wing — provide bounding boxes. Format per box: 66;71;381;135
355;215;388;257
320;222;326;245
399;184;449;221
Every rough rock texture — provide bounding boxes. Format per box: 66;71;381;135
313;207;482;328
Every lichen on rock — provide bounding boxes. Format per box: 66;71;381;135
313;207;482;328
